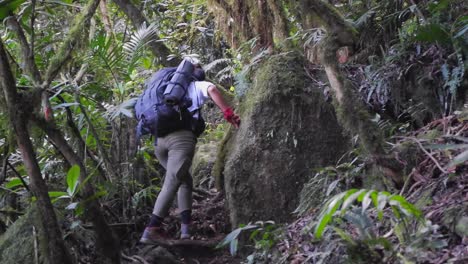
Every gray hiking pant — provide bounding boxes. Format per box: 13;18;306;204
152;130;196;217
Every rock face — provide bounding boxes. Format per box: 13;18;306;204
0;206;46;264
222;53;349;226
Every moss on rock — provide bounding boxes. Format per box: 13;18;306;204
222;52;349;226
0;206;47;264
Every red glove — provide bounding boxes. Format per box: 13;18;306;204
223;108;240;128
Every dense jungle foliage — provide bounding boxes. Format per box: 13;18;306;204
0;0;466;263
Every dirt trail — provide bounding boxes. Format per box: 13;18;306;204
123;189;242;264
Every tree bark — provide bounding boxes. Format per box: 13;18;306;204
43;0;101;87
5;16;43;86
302;0;404;185
111;0;174;66
0;39;73;264
31;116;121;264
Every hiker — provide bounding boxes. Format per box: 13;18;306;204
137;60;240;243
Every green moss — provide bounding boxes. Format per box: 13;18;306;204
211;127;233;191
191;141;218;185
240;52;308;116
0;206;47;264
335;79;385;156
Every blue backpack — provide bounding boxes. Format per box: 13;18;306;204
135;59;206;142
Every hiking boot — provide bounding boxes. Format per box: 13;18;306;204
180;223;190;240
139;227;167;244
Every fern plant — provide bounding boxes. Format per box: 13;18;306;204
216;221;276;256
123;22;161;71
314;189;423;239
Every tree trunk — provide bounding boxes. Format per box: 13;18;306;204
31;117;121;264
208;0;274;50
303;0;404;185
0;39;73;264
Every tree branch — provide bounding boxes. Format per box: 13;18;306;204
4;16;43;85
43;0;100;86
7;162;31;192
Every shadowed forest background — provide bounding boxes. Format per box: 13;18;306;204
0;0;467;263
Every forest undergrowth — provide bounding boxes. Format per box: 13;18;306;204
261;112;468;264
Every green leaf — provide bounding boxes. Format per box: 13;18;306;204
66;165;80;196
389;195;422;218
48;191;68;198
315;192;346;239
361;190;375;214
0;0;27;20
428;0;449;13
5;178;23;189
341;189;366;213
415;24;450;44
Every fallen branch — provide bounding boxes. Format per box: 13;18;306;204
404;137;447;174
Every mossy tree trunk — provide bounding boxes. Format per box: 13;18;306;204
207;0;279;50
0;38;73;264
301;0;404;185
1;0;121;262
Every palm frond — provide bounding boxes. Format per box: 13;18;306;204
123;22;160;59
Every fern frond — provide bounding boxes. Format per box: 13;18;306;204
123;22;160;59
215;66;234;78
204;58;232;72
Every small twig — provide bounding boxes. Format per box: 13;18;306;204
132;255;150;264
404;137;447;174
121;253;134;262
7;162;31;192
400;168;415;195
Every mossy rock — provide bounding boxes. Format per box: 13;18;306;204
221;52;349;226
191;141;218;187
0;206;47;264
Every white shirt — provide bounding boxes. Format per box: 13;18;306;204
187;81;212;118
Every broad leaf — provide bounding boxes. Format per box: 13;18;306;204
0;0;27;20
5;178;23;189
66;165;80;196
415;24;450;44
